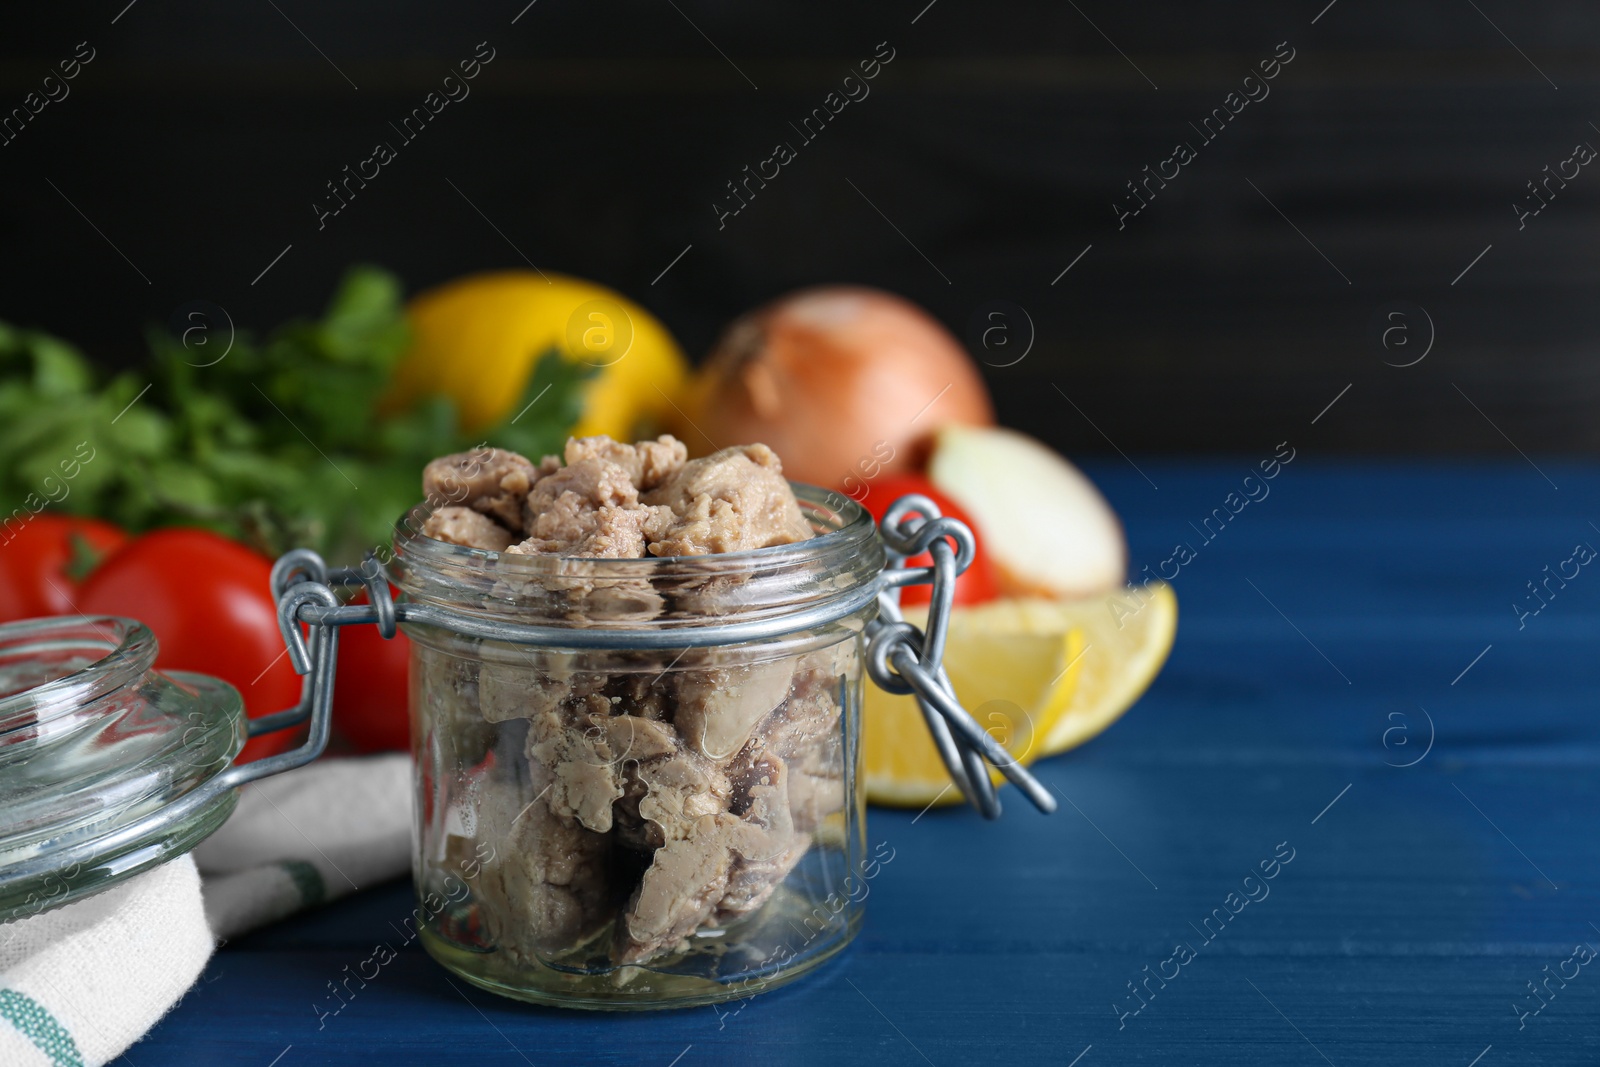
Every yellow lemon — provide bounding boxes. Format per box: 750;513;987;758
863;582;1176;807
386;271;689;438
1033;581;1177;755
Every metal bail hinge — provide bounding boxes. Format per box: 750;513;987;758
865;494;1059;820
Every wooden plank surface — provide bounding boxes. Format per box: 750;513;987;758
131;460;1600;1065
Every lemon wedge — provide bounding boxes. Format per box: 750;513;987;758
863;582;1176;807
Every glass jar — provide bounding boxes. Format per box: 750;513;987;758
264;482;1052;1009
391;486;884;1009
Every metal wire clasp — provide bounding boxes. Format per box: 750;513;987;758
865;495;1058;820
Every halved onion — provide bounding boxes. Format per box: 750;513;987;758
928;424;1127;599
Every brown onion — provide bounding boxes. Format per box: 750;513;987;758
673;287;994;490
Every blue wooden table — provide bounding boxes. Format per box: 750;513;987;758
139;460;1600;1065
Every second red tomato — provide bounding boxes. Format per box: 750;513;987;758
332;588;412;753
851;474;999;607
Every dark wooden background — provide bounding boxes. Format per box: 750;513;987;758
1;0;1595;455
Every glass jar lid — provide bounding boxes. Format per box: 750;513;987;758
0;616;247;923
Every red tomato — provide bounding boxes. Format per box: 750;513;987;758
332;588;412;752
852;474;999;606
78;529;303;764
0;514;127;622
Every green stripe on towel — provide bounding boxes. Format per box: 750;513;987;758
0;988;84;1067
279;860;326;908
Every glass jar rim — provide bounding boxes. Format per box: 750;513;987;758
389;482;886;634
0;615;157;736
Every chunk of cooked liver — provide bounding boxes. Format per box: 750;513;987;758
672;659;796;761
467;777;616;958
606;677;844;960
564;434;688;492
715;755;811;924
644;444;815;556
738;668;846;837
421;506;518;552
507;448;677;559
421;448;538;531
613;749;814;960
613;817;738;964
509;503;675;560
610;716;733;853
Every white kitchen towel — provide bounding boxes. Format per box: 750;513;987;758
0;755;415;1066
0;855;212;1067
194;752;413;939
